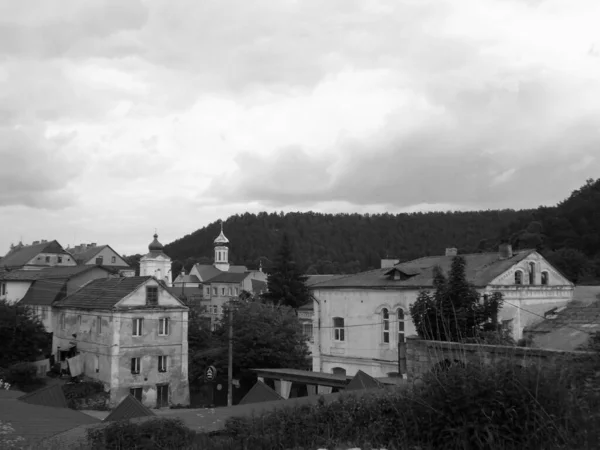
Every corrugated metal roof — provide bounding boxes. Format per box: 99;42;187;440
19;279;67;306
309;250;547;289
18;383;68;408
238;380;283;405
104;394;155;422
345;370;384;391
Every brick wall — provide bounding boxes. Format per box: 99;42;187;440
406;335;590;381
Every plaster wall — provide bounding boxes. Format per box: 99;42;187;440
66;267;115;296
140;256;172;286
82;247;128;267
25;252;77;267
1;281;32;303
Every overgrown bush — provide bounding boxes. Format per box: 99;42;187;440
63;380;105;400
87;418;196;450
5;362;44;392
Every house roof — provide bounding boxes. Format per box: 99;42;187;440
251;279;267;293
193;264;223;281
68;245;106;263
0;388;99;447
345;370;384;391
207;271;250;284
305;274;344;286
53;276;153;310
174;274;201;284
0;264;116;281
238;380;283;405
104;394;155;422
18;383;69;408
524;302;600;351
1;240;68;268
165;286;204;300
19;278;68;306
309;250;540;289
298;302;314;311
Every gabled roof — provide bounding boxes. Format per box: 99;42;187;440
104;394;155;422
309;250;540;289
193;264;223;281
238;380;283;405
19;278;67;306
53;276;153;310
0;264;117;281
524;302;600;351
68;245;106;263
305;274;344;286
174;274;201;284
18;383;68;408
345;370;384;391
207;271;250;284
1;240;69;268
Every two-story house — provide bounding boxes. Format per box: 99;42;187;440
1;240;77;270
52;276;190;408
67;243;134;277
308;244;574;379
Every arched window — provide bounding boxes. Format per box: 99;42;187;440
515;270;523;285
528;262;535;284
541;271;549;285
333;317;345;342
382;308;390;343
332;367;346;376
397;309;405;343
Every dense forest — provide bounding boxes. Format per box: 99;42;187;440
155;178;600;284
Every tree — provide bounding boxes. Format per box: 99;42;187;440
263;233;311;309
0;300;50;369
211;301;310;388
409;256;504;342
545;248;589;284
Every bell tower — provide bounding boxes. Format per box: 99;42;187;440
213;220;230;272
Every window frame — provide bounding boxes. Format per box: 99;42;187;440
333;317;345;342
60;313;65;330
158;355;168;373
132;318;143;337
382;308;390;344
57;256;63;263
158;317;170;336
302;322;314;342
541;271;549;285
397;308;405;343
528;262;536;285
130;357;141;375
146;286;159;306
515;270;523;285
212;287;217;296
96;315;102;334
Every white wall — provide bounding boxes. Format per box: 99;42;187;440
1;281;33;304
140;256;172;286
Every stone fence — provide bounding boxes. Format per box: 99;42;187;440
405;335;592;381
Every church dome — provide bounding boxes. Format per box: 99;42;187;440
149;233;164;251
213;221;229;245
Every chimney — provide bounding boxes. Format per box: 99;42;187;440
81;243;87;250
499;243;513;259
32;240;40;245
41;239;47;243
90;243;97;247
445;248;458;257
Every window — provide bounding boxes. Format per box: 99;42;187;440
332;367;346;376
221;287;226;296
228;287;232;296
158;356;168;372
77;315;82;328
211;322;218;332
159;318;170;336
130;387;142;402
130;358;141;374
206;287;210;296
212;287;217;296
60;313;65;330
132;318;143;336
95;256;103;265
95;355;100;373
111;256;116;263
302;323;313;342
57;256;63;263
541;271;549;285
382;308;390;343
41;307;48;320
1;283;5;296
515;270;523;285
333;317;345;342
397;309;405;343
146;286;158;306
235;287;239;296
528;262;535;285
96;316;102;334
45;256;50;263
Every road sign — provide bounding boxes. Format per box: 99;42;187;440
205;365;217;381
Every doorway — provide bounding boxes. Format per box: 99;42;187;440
156;384;169;408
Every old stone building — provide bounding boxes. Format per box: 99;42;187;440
52;276;190;408
308;244;574;379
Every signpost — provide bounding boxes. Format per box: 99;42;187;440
205;365;217;382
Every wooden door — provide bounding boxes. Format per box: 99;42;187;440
156;384;169;408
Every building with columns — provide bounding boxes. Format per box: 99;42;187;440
140;233;172;287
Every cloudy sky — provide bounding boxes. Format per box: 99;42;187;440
1;0;600;256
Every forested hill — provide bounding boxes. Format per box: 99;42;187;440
164;209;532;276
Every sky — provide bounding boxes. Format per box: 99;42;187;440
1;0;600;256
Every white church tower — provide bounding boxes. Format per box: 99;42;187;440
140;233;172;286
213;221;230;272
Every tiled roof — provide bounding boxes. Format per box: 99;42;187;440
194;264;222;282
0;392;99;446
1;240;68;268
0;265;116;281
18;383;68;408
305;274;344;286
238;380;283;405
104;394;155;422
53;276;152;310
207;272;249;284
68;245;106;264
345;370;384;391
228;265;248;273
251;279;267;293
19;278;67;306
309;250;543;289
524;302;600;351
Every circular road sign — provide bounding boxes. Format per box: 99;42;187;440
205;365;217;381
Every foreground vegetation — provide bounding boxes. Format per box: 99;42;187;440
77;352;600;450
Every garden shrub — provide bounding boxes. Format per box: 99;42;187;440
63;380;105;400
6;362;44;392
87;418;196;450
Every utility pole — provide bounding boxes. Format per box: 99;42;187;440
227;299;234;407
